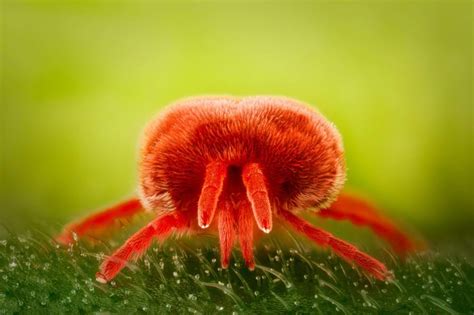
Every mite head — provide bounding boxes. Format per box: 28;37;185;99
137;96;346;223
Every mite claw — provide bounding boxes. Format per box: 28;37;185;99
95;272;108;284
258;220;272;233
261;227;271;234
247;261;256;271
198;222;210;229
55;233;72;245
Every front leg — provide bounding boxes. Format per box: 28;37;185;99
218;197;236;269
280;209;389;280
96;211;190;283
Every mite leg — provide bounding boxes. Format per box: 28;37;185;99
56;198;144;245
96;212;189;283
237;199;255;270
317;193;416;254
242;163;272;233
218;199;235;269
198;162;227;228
280;209;389;280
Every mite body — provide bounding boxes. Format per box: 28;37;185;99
57;96;415;283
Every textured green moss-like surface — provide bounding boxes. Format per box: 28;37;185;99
0;231;473;314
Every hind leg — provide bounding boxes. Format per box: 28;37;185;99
317;193;417;254
56;198;144;244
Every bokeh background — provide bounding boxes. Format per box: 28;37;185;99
1;1;472;243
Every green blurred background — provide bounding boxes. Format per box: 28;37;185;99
1;1;472;241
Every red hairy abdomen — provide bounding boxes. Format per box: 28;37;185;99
138;96;345;216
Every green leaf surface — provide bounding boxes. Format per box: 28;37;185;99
1;231;472;314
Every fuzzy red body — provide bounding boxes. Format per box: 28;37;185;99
57;96;416;283
138;96;345;216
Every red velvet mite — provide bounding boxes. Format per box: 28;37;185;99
56;96;416;283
